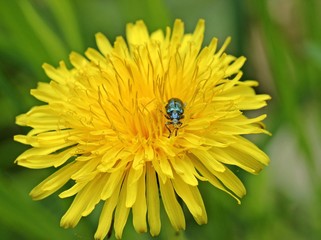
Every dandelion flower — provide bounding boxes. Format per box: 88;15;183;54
14;19;270;239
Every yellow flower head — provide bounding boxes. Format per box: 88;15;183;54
14;19;270;239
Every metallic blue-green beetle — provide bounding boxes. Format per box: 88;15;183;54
165;98;185;137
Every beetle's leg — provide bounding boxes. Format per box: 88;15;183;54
174;121;183;136
165;122;172;138
160;110;171;119
174;124;178;136
174;128;178;136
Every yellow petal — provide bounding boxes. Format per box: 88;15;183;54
69;51;89;69
82;174;108;216
59;181;87;198
170;155;198;186
30;162;82;200
101;170;125;200
191;157;242;203
15;144;77;170
126;20;149;46
224;56;246;77
30;82;58;102
214;168;246;198
17;146;77;169
95;32;113;56
132;167;147;233
42;62;70;84
159;177;185;231
216;36;231;57
60;173;105;227
126;166;143;207
231;136;270;167
158;152;173;179
85;48;107;66
94;182;121;240
114;174;130;239
190;148;226;172
169;19;184;50
146;164;161;236
172;174;203;222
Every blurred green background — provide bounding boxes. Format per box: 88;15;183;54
1;0;321;239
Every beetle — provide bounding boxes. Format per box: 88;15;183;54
164;98;185;137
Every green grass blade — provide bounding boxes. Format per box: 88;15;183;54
45;0;84;52
19;0;68;63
